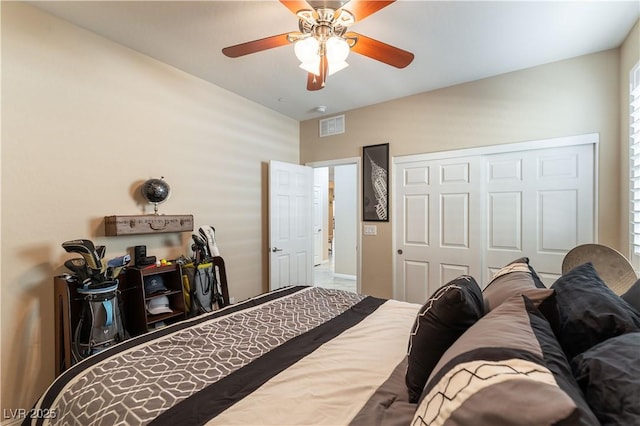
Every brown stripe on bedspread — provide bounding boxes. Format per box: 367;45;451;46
349;358;417;426
150;296;387;426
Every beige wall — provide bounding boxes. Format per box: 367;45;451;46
619;21;640;255
301;48;627;300
1;3;299;413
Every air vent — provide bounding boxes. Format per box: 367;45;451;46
319;115;345;137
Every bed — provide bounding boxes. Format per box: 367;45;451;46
26;286;420;426
26;257;640;426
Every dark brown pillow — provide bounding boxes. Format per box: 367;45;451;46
621;278;640;313
405;275;484;403
571;332;640;426
539;262;640;361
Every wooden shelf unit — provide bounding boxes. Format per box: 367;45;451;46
121;264;187;335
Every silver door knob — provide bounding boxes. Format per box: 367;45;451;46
272;247;283;252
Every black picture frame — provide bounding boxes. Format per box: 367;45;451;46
362;143;389;222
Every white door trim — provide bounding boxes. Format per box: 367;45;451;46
306;157;362;293
394;133;599;164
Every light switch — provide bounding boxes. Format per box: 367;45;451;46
364;225;377;235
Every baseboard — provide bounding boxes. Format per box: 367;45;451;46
334;273;356;280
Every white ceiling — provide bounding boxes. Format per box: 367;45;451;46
29;1;639;122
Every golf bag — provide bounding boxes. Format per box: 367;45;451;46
73;280;126;361
61;239;130;362
184;226;225;315
182;261;225;315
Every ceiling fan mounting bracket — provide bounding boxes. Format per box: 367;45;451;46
296;7;353;41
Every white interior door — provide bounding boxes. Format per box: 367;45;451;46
394;135;597;301
269;160;313;290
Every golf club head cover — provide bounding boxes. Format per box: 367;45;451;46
192;234;210;259
96;245;106;261
199;226;220;257
62;239;103;270
107;254;131;268
64;258;90;281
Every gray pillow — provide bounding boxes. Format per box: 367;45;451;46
482;257;547;312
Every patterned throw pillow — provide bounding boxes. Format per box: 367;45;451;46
412;294;599;426
405;276;484;403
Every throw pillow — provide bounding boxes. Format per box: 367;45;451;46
483;257;548;312
571;332;640;426
405;275;484;403
621;278;640;313
539;262;640;361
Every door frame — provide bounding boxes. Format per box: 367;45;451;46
306;157;362;293
392;132;600;299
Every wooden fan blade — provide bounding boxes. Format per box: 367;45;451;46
345;32;414;68
280;0;313;15
222;33;291;58
307;72;324;91
341;0;395;22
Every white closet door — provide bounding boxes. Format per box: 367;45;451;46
395;156;482;304
483;144;594;286
394;138;596;302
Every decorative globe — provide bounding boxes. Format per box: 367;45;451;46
141;177;170;214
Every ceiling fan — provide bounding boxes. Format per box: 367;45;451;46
221;0;414;91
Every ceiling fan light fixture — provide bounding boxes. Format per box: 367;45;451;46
300;58;347;77
296;36;350;77
326;36;350;63
327;61;348;76
299;57;321;76
294;37;320;64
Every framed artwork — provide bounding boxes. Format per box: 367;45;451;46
362;143;389;222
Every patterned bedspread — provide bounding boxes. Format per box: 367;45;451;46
26;286;419;426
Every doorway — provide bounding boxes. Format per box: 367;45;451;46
308;158;361;293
